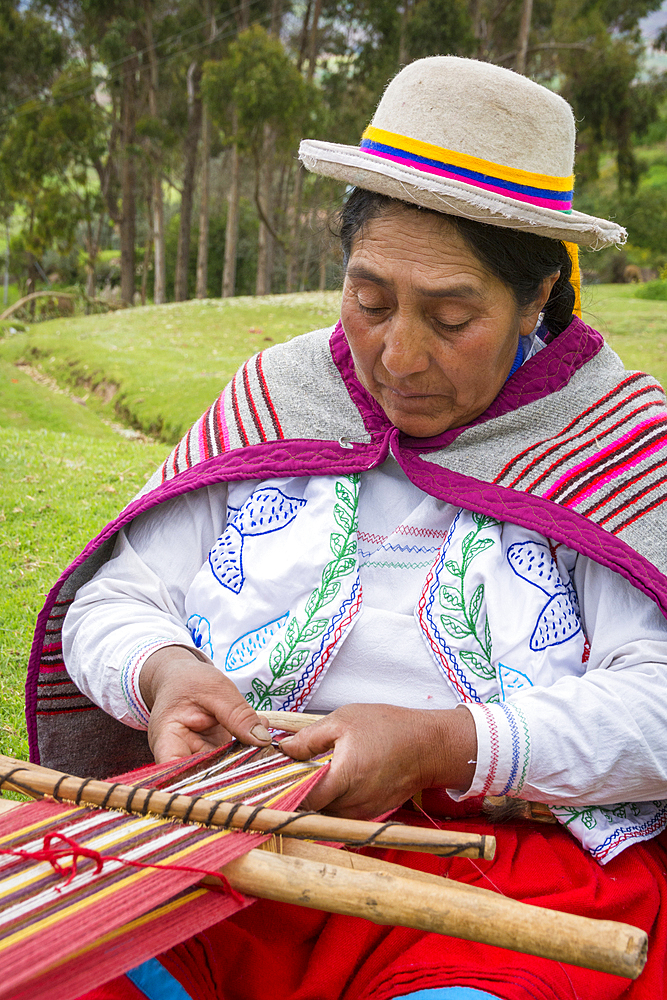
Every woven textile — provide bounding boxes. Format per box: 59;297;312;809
0;742;326;1000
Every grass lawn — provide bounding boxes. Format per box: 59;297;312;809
1;285;666;768
0;364;169;762
0;292;342;444
581;282;667;386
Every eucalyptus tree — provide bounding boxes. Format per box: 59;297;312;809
202;25;319;295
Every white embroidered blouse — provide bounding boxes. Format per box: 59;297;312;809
62;454;667;863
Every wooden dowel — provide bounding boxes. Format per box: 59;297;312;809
264;710;324;731
0;790;647;978
0;756;494;859
211;847;647;980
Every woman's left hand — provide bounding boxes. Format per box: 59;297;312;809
278;703;477;819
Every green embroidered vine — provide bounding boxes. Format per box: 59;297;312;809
438;511;500;683
246;474;360;712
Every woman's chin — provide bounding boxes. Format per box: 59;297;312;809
382;403;457;439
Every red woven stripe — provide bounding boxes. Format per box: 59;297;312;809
243;362;267;442
230;372;249;447
256;352;284;439
549;419;667;506
501;384;660;489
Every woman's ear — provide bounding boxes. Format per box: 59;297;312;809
519;272;560;337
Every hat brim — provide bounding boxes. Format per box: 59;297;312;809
299;140;626;249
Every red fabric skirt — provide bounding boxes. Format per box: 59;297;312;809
79;812;667;1000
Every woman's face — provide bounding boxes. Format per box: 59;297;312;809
341;207;555;438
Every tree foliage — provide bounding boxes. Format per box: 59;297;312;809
0;0;664;296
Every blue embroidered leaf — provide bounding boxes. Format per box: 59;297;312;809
445;559;462;577
335;481;355;508
225;613;289;672
208;526;244;593
507;541;561;595
498;662;533;698
334;503;352;533
530;593;581;651
460;649;495;680
235;488;306;536
439;615;472;639
269;642;286;672
472;512;500;529
299;618;329;642
463;537;494;570
330;532;346;557
469;583;484;626
439;585;463;610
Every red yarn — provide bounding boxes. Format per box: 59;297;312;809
0;831;245;901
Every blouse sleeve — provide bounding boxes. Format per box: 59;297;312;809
461;554;667;805
62;484;228;729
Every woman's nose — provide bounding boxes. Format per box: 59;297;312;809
381;320;431;379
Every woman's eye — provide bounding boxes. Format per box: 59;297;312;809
434;317;470;334
358;301;388;316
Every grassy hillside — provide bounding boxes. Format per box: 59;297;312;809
0;292;342;443
1;286;667;765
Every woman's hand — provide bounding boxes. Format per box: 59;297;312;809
279;703;477;819
139;646;272;763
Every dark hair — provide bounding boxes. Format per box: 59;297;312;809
336;188;575;336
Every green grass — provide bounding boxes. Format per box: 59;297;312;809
0;428;169;762
0;292;342;444
581;282;667;387
0;360;169;765
2;285;667;772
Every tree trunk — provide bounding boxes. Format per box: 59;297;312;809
222;141;240;298
306;0;322;81
319;246;326;290
175;61;202;301
398;0;414;67
120;56;138;306
515;0;533;75
141;185;153;306
255;126;274;296
196;2;216;299
144;2;165;304
285;164;304;293
196;107;211;299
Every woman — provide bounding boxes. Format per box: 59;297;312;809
29;57;667;999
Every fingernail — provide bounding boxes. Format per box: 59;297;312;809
251;724;271;742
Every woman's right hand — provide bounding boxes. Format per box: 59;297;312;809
139;646;272;763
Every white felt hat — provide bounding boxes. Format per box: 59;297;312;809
299;56;625;248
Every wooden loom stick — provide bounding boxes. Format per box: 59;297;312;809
211;841;648;980
0;792;647;979
0;756;494;859
264;710;324;731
